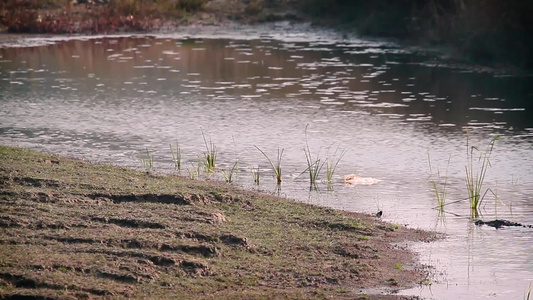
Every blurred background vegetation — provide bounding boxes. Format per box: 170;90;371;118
297;0;532;69
0;0;208;33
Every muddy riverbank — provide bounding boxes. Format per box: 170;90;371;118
0;145;436;299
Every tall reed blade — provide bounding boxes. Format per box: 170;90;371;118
187;160;201;180
252;166;260;185
427;152;450;211
303;148;324;184
326;146;347;184
223;160;239;183
140;148;153;172
202;130;217;173
465;133;499;212
302;125;325;184
169;141;182;171
255;146;283;184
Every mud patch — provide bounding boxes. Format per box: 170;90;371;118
0;273;62;290
91;217;166;229
220;234;254;250
97;271;139;284
0;176;61;188
208;191;236;203
1;295;57;300
314;221;373;236
43;236;96;244
178;260;211;276
160;244;221;258
0;216;27;228
333;245;362;258
146;255;175;266
42;235;220;258
89;193;192;205
32;221;70;230
83;249;176;267
175;231;220;243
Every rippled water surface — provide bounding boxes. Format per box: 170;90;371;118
1;24;532;299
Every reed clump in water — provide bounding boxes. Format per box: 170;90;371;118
169;141;182;171
252;166;260;185
140;148;153;172
255;146;284;184
427;152;450;211
326;146;347;185
222;160;239;183
202;131;217;173
302;127;325;185
465;135;499;213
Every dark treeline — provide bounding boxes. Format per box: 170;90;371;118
298;0;533;69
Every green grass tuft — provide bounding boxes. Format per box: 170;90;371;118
427;152;450;211
222;160;239;183
202;130;217;173
255;146;284;184
139;148;153;172
465;134;499;213
302;125;325;185
252;166;260;185
169;141;182;171
326;145;347;184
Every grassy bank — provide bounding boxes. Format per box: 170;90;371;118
0;145;433;299
298;0;533;70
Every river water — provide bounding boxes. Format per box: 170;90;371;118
1;23;532;299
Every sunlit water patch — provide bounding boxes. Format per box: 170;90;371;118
1;25;532;299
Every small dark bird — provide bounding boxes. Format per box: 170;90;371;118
375;211;383;218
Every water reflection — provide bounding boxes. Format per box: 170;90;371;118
2;37;532;133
